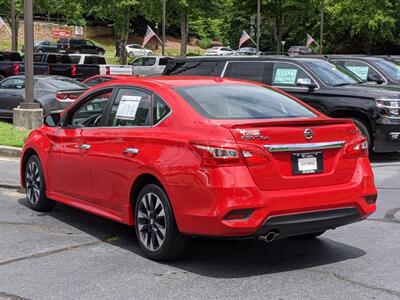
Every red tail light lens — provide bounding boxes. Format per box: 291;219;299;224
13;63;20;75
105;66;111;75
71;65;77;77
192;143;241;166
56;92;79;101
344;137;369;158
191;142;269;167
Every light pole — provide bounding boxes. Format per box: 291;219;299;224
23;0;36;109
11;0;17;51
256;0;260;52
162;0;166;56
14;0;42;130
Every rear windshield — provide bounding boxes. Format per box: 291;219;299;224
45;78;87;90
175;84;316;119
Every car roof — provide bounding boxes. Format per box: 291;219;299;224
98;76;262;89
167;55;325;63
5;75;80;81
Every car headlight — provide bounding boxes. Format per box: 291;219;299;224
375;98;400;119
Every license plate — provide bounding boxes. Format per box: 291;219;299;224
292;152;323;175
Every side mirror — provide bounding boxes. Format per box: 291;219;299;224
296;78;317;91
367;74;385;85
43;112;61;127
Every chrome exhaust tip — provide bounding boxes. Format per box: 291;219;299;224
258;230;279;243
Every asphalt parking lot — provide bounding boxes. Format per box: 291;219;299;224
0;154;399;300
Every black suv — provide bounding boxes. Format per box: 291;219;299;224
316;55;400;86
164;56;400;153
57;39;105;55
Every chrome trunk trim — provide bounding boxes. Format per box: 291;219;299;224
264;141;345;152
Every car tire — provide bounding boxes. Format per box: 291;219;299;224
148;51;153;56
128;51;134;58
134;183;189;261
37;49;44;53
293;231;325;239
351;118;372;150
24;155;56;212
98;50;105;56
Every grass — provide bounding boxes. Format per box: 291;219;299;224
0;121;30;148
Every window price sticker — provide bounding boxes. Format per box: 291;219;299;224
274;68;298;84
346;66;369;80
116;95;142;120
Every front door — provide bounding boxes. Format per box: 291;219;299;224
46;88;113;204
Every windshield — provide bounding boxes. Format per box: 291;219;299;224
175;84;316;120
302;60;362;87
374;59;400;81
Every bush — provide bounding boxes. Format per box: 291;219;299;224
198;38;212;49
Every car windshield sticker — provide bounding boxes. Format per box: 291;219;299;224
346;66;369;80
274;68;298;84
116;95;142;120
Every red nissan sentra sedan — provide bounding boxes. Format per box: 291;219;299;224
20;77;377;260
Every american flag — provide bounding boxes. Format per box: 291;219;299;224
239;30;251;48
306;33;318;47
142;25;157;47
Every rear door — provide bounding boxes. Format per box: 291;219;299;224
84;87;155;214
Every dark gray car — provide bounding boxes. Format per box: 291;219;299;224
0;75;88;119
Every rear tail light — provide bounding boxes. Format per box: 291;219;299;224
105;66;111;75
192;143;241;166
71;65;77;77
191;142;269;167
13;63;20;75
56;92;79;101
344;137;369;158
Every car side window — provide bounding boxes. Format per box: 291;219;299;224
0;78;25;89
108;88;152;127
224;62;269;83
69;89;112;128
271;62;313;87
159;58;169;66
131;58;143;66
143;58;156;66
339;60;381;82
153;96;171;125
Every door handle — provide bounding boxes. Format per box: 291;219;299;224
123;147;139;154
79;144;91;150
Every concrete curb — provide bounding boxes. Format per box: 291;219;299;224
0;145;22;158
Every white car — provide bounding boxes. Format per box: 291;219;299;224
125;44;153;57
205;46;236;56
129;56;170;76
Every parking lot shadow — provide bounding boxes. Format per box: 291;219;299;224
18;197;366;279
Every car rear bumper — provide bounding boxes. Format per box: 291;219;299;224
172;157;377;237
374;118;400;152
254;207;361;239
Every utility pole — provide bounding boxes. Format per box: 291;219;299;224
14;0;42;130
162;0;166;56
10;0;17;51
320;0;324;54
256;0;260;52
22;0;36;109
